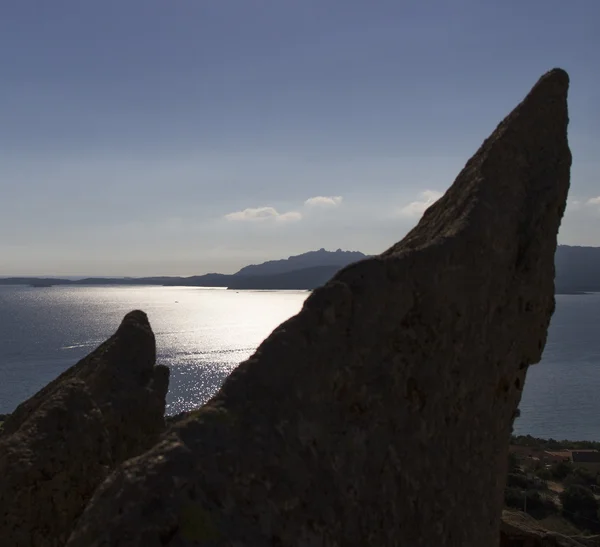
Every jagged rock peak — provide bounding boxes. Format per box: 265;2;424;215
388;67;570;255
117;309;153;334
68;69;570;547
0;311;169;547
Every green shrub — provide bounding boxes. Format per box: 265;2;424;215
504;487;557;518
507;473;528;489
564;467;596;488
535;467;552;480
506;473;545;490
560;485;599;528
550;461;573;481
511;435;600;452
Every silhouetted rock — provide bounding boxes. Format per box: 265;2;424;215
69;69;571;547
0;310;169;547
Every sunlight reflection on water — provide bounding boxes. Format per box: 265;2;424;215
0;286;308;414
2;287;600;440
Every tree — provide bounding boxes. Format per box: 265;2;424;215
560;485;599;526
551;460;573;480
506;473;545;491
535;467;552;481
564;466;596;488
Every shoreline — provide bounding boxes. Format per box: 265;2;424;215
0;281;595;296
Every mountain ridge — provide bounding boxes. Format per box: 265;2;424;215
0;245;598;293
233;248;368;277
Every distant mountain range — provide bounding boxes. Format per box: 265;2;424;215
234;249;367;277
0;249;369;291
228;265;343;290
1;246;599;293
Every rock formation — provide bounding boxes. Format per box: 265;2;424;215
65;69;572;546
67;69;571;547
0;311;169;547
501;511;600;546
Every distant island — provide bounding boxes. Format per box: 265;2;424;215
1;245;599;293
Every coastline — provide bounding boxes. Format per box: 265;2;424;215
0;280;594;296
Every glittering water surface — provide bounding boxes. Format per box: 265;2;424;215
0;286;307;415
0;286;599;440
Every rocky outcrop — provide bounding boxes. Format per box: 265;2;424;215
501;511;600;546
66;69;572;546
0;310;169;547
68;69;571;547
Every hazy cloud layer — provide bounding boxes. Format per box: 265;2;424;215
587;197;600;206
304;196;343;208
225;195;345;224
224;207;302;223
565;197;600;214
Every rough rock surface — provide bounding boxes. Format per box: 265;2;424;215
500;511;600;546
68;69;571;547
0;310;169;547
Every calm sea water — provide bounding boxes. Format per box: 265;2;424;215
0;286;598;440
0;285;307;416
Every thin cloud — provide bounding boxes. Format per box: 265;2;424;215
276;211;303;222
398;190;443;218
565;199;582;213
564;197;600;215
224;207;302;223
304;196;343;208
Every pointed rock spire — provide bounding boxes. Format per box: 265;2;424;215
68;69;570;547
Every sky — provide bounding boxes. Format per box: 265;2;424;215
1;1;598;276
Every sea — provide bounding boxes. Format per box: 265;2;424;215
0;285;598;441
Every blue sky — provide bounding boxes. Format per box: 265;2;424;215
1;0;598;275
